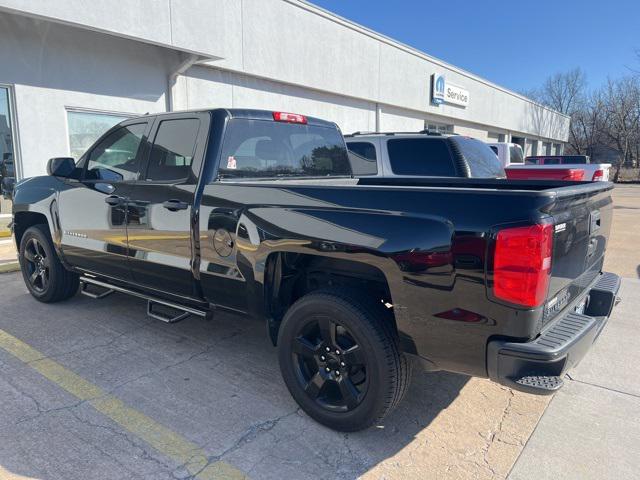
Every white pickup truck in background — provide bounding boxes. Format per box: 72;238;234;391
486;142;524;167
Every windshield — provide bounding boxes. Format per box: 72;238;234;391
218;119;351;179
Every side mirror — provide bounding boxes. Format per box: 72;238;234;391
47;157;76;177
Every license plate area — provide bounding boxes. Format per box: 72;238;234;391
575;296;589;315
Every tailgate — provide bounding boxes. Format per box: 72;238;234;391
542;183;614;325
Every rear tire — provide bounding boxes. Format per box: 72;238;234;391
277;289;411;431
19;225;79;303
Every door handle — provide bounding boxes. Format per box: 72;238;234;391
105;195;125;206
162;199;189;211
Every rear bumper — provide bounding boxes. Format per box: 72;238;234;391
487;272;621;395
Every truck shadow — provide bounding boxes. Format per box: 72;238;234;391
1;286;469;480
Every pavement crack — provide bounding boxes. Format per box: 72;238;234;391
565;376;640;399
67;407;183;479
23;319;156;366
188;408;300;479
480;389;514;478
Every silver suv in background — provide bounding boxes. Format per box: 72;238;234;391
345;132;505;178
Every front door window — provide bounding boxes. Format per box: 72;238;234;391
85;123;147;182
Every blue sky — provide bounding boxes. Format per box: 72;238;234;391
309;0;640;93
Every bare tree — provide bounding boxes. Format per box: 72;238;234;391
529;65;640;181
540;68;587;115
570;90;606;156
599;76;640;181
527;68;589;154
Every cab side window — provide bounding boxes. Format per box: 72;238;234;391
145;118;200;182
347;141;378;176
85;123;147;181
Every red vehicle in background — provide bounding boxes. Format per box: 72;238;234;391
506;167;585;181
505;155;610;181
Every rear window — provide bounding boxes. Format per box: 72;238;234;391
526;155;588;165
451;137;505;178
218;119;351;179
387;138;456;176
346;141;378;176
560;155;588;164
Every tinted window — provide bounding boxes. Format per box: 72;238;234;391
218;119;351;179
146;118;200;182
509;145;524;163
86;123;146;181
451;137;505;178
489;146;499;155
347;141;378;176
560;155;588;164
387;138;456;176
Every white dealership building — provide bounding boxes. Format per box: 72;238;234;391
0;0;569;181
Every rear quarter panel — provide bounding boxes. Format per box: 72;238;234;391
205;182;558;377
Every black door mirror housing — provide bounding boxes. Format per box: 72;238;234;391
47;157;76;177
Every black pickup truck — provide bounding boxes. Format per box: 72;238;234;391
12;109;620;431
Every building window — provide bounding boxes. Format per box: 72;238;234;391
0;86;16;203
553;143;562;155
0;87;15;168
542;142;552;155
424;121;454;134
67;110;132;159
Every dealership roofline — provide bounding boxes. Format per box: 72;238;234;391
0;0;569;123
291;0;570;120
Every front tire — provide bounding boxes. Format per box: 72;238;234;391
19;225;79;303
277;289;411;431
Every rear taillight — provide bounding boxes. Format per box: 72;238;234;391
493;224;553;307
564;169;585;181
592;169;604;181
272;111;307;124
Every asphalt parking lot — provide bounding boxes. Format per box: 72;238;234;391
0;184;638;480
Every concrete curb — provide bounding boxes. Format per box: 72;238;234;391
0;262;19;274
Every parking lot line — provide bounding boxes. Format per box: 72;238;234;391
0;328;247;480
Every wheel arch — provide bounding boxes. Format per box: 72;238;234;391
263;251;397;346
13;211;51;249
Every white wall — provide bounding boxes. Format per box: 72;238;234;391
0;13;181;177
0;0;569;142
0;0;231;58
179;66;377;134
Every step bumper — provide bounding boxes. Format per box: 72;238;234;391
487;272;621;395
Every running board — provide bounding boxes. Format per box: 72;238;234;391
79;276;209;323
80;281;115;299
147;301;190;324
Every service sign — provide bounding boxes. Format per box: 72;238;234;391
431;73;469;108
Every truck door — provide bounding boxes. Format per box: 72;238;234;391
58;120;151;280
125;113;208;298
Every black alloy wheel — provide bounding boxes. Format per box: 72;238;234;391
278;289;411;432
22;237;50;293
19;225;79;303
292;315;368;412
